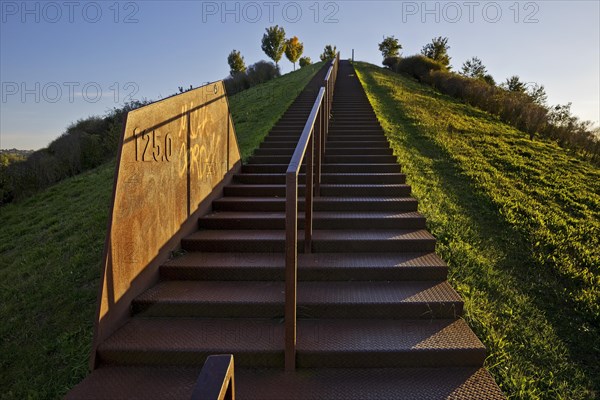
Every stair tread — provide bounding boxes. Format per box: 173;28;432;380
134;280;462;307
186;229;435;241
66;366;504;400
98;318;483;354
214;196;416;203
164;252;446;268
201;210;423;220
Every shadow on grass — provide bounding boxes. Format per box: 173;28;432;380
357;65;598;397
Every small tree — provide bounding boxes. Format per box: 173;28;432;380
227;50;246;76
299;56;312;68
261;25;286;67
284;36;304;70
421;36;451;68
320;45;337;61
378;36;402;63
527;83;547;106
502;75;527;93
461;57;487;79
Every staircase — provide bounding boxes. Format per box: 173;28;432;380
67;61;504;399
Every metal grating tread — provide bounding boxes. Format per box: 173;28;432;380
201;210;424;220
97;318;484;367
184;229;435;242
164;252;446;269
296;318;484;353
66;366;505;400
234;367;505;400
214;196;417;203
132;280;462;318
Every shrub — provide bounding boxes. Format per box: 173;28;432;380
224;60;280;96
382;56;400;70
395;55;446;82
299;56;312;68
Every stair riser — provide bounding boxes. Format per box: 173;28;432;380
327;142;390;148
253;148;295;156
326;148;393;155
213;200;418;212
199;216;426;230
223;185;411;197
98;351;282;368
248;156;293;164
242;165;401;173
160;265;448;282
327;137;388;142
260;142;297;148
234;174;406;184
132;302;462;319
297;350;485;368
181;238;435;253
324;156;397;163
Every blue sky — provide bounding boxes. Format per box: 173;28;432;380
1;0;599;150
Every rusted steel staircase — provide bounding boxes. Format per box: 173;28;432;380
68;61;504;399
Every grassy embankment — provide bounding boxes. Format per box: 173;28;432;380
354;61;599;400
0;63;322;399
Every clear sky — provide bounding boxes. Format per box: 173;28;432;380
1;0;599;150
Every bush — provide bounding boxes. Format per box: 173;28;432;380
299;56;312;68
382;57;400;70
224;60;280;95
395;55;446;82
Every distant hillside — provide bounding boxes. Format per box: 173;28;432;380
0;63;323;399
0;149;34;166
354;61;599;399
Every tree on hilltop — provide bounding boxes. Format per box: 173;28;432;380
285;36;304;70
261;25;286;67
227;50;246;76
421;36;451;68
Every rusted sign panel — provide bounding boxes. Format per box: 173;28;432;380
92;82;241;360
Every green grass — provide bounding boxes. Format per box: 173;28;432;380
354;61;599;399
229;61;323;161
0;162;114;399
0;66;322;399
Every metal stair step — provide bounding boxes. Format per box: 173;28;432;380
132;280;463;319
160;252;448;281
181;229;436;253
199;210;425;230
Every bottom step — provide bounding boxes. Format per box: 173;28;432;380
66;366;505;400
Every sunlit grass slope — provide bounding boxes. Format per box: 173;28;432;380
0;65;322;399
354;61;599;400
229;61;323;161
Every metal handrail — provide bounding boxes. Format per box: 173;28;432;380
284;54;339;371
191;354;235;400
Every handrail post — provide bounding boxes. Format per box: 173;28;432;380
283;87;325;371
315;108;322;197
285;172;298;371
305;134;313;253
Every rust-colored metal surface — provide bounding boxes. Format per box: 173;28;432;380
91;81;241;367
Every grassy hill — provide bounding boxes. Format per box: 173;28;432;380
0;63;322;399
354;61;599;399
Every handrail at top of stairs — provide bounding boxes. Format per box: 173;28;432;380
191;354;235;400
284;53;339;371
